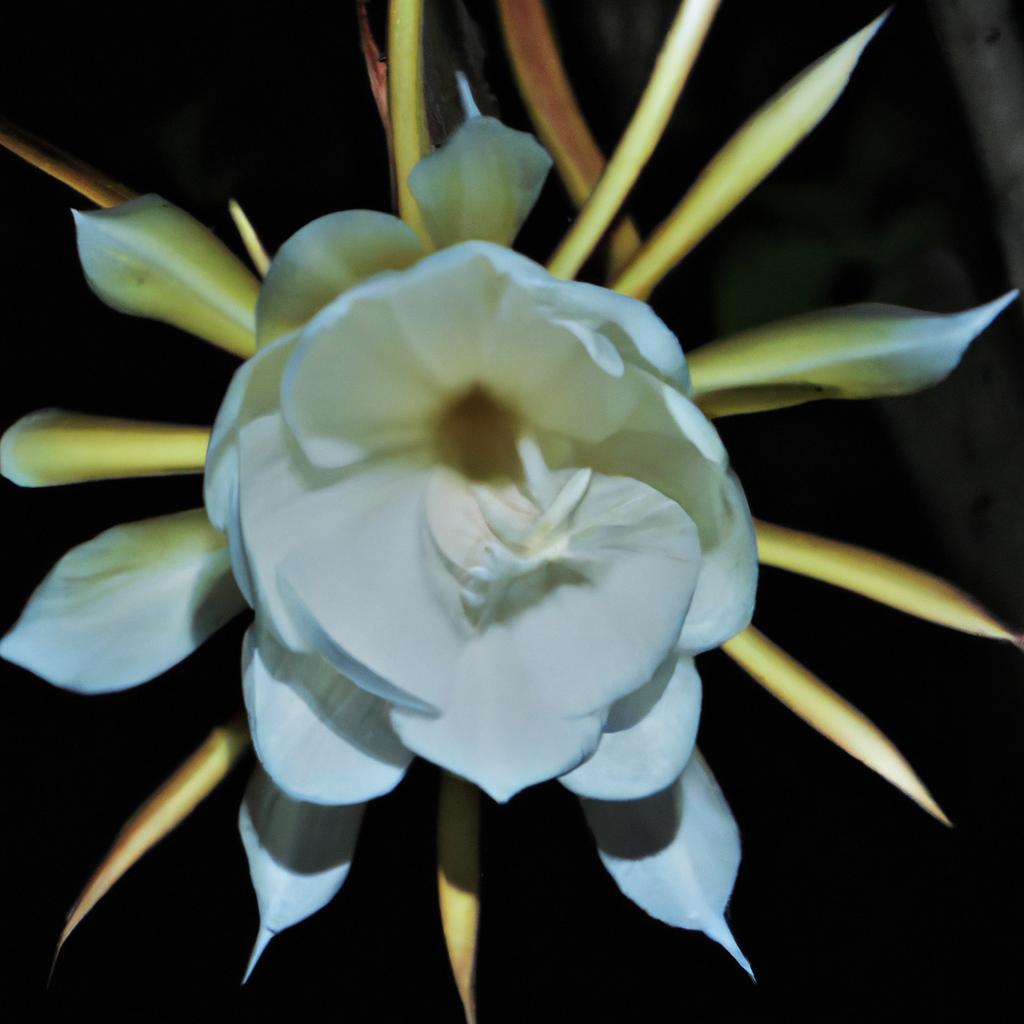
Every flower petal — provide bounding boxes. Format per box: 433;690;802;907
205;331;301;532
2;409;209;487
580;750;751;974
677;469;757;654
74;194;261;357
237;400;702;799
255;210;425;347
580;395;757;655
526;273;690;391
242;627;412;805
237;417;453;707
239;768;364;980
1;509;243;692
390;667;606;804
389;469;702;801
408;116;551;248
688;292;1018;416
280;242;648;472
560;656;702;800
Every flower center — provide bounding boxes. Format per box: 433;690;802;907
436;386;521;481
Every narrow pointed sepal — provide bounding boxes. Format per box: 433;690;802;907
580;751;752;976
74;194;261;356
1;508;244;692
408;116;551;249
722;626;951;825
755;518;1021;643
243;927;274;984
55;715;250;966
228;199;271;277
1;409;209;486
614;12;888;298
437;772;480;1023
0;114;136;207
496;0;641;274
547;0;721;280
688;292;1018;416
239;769;365;979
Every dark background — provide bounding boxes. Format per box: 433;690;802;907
2;0;1023;1018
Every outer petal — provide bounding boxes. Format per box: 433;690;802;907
239;768;364;979
205;331;300;531
581;751;751;974
528;267;690;392
688;292;1018;416
560;656;701;800
1;509;243;692
391;671;606;804
242;627;412;805
74;194;260;357
582;391;757;655
677;470;757;654
408;116;551;248
1;409;209;487
255;210;425;348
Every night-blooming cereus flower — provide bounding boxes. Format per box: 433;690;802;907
3;2;1020;996
205;115;758;965
1;113;757;970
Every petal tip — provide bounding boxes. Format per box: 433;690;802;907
707;917;755;980
243;926;274;984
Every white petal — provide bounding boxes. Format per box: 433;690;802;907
581;751;751;974
678;470;757;654
560;657;702;800
239;768;364;979
237;417;456;708
205;331;300;531
528;275;690;391
74;194;260;357
391;673;605;804
688;292;1019;414
256;210;425;348
389;470;701;801
582;390;757;655
242;627;412;805
280;242;647;472
238;403;702;798
1;509;243;692
408;116;551;248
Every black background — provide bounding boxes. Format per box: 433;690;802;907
2;1;1023;1019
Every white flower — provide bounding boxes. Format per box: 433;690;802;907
206;118;758;966
207;226;758;801
2;52;1013;979
0;112;758;971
